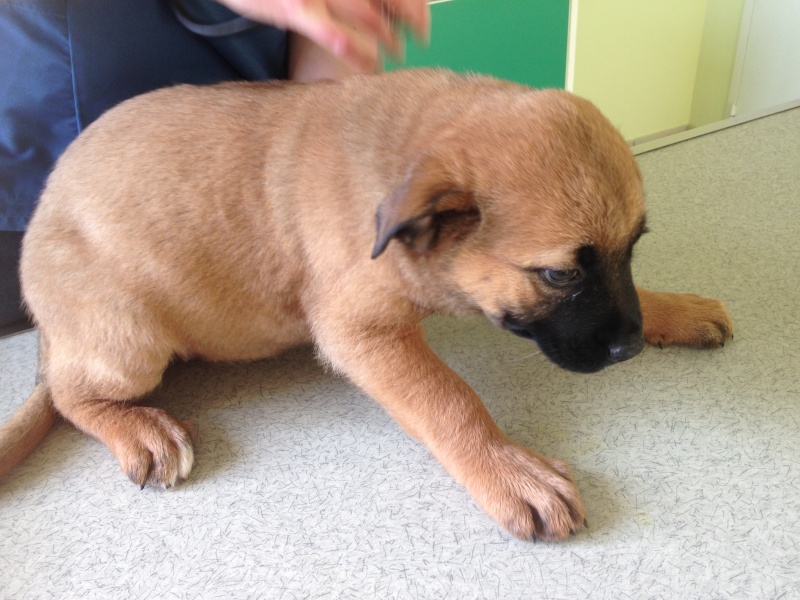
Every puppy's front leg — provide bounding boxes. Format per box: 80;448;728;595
637;287;734;349
315;321;585;541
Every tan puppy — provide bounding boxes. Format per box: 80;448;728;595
0;69;732;541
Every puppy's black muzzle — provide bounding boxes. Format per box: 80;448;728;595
502;253;644;374
503;306;643;374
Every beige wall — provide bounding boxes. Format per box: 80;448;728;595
689;0;746;128
571;0;708;141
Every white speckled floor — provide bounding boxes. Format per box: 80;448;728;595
2;108;799;600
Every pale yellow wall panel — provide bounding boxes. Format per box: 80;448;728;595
690;0;746;128
573;0;708;141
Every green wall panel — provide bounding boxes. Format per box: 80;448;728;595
387;0;569;89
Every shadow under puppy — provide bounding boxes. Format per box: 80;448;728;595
0;69;733;541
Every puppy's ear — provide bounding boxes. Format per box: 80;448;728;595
371;158;480;259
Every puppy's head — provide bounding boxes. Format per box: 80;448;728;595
372;87;646;374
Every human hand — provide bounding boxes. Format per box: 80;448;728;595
218;0;431;73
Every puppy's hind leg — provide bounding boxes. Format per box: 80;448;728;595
46;335;195;489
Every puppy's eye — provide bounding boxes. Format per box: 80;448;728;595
540;269;581;287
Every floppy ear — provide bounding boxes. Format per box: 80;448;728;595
371;157;481;259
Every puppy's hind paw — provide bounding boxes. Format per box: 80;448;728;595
109;407;195;489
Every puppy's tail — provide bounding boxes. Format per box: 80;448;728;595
0;382;58;481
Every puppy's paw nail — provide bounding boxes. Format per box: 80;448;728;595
129;459;153;490
528;504;545;537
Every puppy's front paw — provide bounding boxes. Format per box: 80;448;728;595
640;290;733;349
106;406;195;489
467;442;586;541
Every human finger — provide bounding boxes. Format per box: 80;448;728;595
328;0;401;55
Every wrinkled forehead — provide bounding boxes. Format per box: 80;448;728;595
473;115;643;222
480;166;646;264
486;213;647;272
445;86;647;259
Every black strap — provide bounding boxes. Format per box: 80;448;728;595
168;0;260;37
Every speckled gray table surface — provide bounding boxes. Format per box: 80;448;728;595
1;109;799;600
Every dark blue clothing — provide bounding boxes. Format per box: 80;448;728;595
0;0;287;231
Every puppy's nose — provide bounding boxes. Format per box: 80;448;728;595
608;336;644;363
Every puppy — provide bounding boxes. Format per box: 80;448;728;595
0;69;732;541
